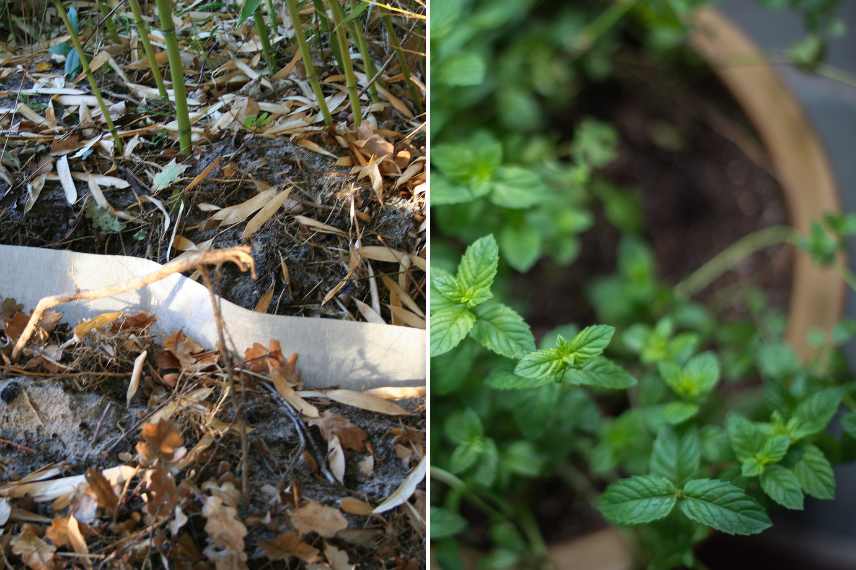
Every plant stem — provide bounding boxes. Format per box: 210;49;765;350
127;0;169;99
155;0;192;153
430;467;512;519
519;508;553;569
382;13;419;102
325;0;361;127
286;0;332;126
53;0;123;154
312;0;341;68
349;15;379;102
675;225;796;298
253;9;277;71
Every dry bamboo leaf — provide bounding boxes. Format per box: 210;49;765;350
381;275;424;317
261;532;320;562
84;468;118;512
254;286;274;313
353;298;385;324
294;215;347;237
73;311;123;340
297;138;338;158
373;456;426;514
0;465;136;503
0;498;10;526
183;157;220;193
388;305;426;329
66;515;88;558
300;389;410;416
56;154;76;204
241;187;292;239
377;85;413;118
213;188;277;226
12;525;56;570
339;497;373;516
291;501;347;538
327;435;345;484
127;350;147;407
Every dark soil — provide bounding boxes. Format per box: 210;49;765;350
517;55;792;337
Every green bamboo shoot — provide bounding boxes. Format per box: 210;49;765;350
325;0;361;127
154;0;192;152
128;0;168;100
286;0;332;126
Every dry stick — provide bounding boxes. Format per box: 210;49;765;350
325;0;361;128
154;0;192;153
53;0;124;155
199;266;250;500
382;13;419;103
128;0;169;99
286;0;332;127
11;247;255;361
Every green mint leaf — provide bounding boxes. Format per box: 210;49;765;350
450;439;484;473
486;367;554;390
650;427;700;484
511;384;561;439
572;119;617;168
842;411;856;439
431;304;476;357
727;415;765;463
760;465;804;510
489;166;544;209
456;235;499;307
790;388;844;440
564;357;637;390
445;409;483;443
793;444;835;500
439;52;487;87
514;347;566;380
471;438;499;486
430;507;468;539
652;402;700;426
470;301;536;359
665;352;720;400
561;324;615;367
431;268;463;302
757;342;800;379
432;339;479;396
499;222;542;272
599;475;678;526
700;425;732;463
680;479;772;535
431;173;491;205
502;441;543;477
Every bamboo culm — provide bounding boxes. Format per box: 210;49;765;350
154;0;192;152
127;0;169;99
324;0;361;127
52;0;123;154
286;0;333;126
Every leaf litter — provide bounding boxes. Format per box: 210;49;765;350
0;0;425;325
0;286;425;568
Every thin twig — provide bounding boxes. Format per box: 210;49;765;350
12;247;255;361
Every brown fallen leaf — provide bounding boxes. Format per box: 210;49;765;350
260;531;320;562
11;524;56;570
145;467;178;519
202;495;247;553
163;330;218;371
309;411;367;452
339;497;374;516
324;543;355;570
301;389;410;416
84;467;118;512
136;419;184;465
291;501;348;538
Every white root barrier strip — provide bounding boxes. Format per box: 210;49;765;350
0;245;425;389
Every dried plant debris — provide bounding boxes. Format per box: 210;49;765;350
0;1;426;324
0;299;426;568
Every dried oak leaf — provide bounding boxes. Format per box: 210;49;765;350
260;531;320;563
146;467;178;519
113;311;156;332
203;495;247;554
244;340;300;387
164;330;218;371
85;467;119;512
324;543;355;570
137;419;184;465
291;501;348;538
309;412;367;452
11;524;56;570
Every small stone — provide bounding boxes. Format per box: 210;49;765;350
1;382;20;404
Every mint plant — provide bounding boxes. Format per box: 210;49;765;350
430;0;854;568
